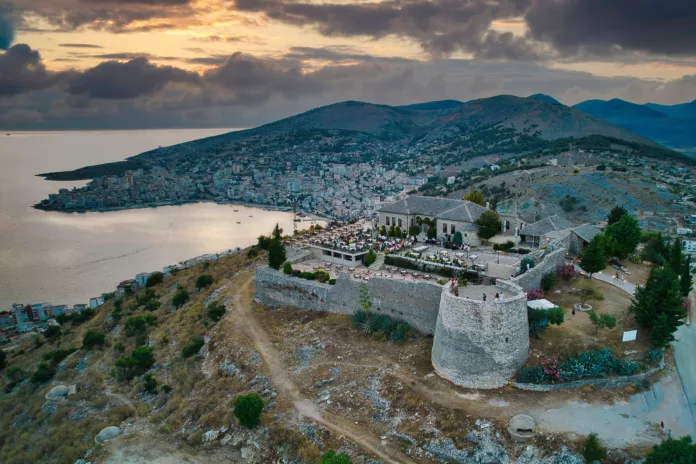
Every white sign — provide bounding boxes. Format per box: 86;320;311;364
622;330;638;342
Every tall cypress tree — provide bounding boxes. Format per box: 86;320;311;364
630;267;686;346
580;234;607;277
670;238;683;275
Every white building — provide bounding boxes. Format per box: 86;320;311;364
677;228;693;236
683;240;696;255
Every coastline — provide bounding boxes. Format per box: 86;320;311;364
32;198;332;222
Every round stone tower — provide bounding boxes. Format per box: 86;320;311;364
431;282;529;389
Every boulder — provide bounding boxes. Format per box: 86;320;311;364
508;415;536;442
94;426;122;443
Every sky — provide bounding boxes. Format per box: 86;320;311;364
1;0;695;130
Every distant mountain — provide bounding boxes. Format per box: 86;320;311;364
573;99;669;120
645;100;696;119
398;100;463;111
528;94;562;105
573;98;696;155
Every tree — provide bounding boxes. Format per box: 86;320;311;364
145;272;164;288
233;393;264;429
379;225;387;236
474;210;501;242
271;223;283;240
520;257;535;273
172;289;190;308
541;272;556;292
115;346;155;381
670;238;684;276
642;232;668;265
142;372;158;394
44;325;61;342
630;267;686;347
583;433;607;463
195;273;214;290
283;262;293;275
644;436;696;464
268;239;287;270
578;280;604;306
588;310;616;334
580;234;606;277
0;350;5;371
547;307;565;326
182;336;205;358
82;330;106;349
321;450;353;464
207;301;226;322
409;225;420;237
681;258;693;297
257;235;272;250
394;226;402;238
464;190;485;206
604;214;641;258
607;205;627;225
364;249;377;267
452;231;463;246
31;362;55;384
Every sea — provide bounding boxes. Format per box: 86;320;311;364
0;129;306;310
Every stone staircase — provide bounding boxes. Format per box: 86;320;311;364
368;253;386;271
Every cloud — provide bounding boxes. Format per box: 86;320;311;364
0;4;15;50
0;44;60;96
79;0;192;4
65;56;201;99
525;0;696;57
192;34;266;44
58;43;104;48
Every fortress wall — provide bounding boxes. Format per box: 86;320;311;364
367;277;442;335
253;266;332;312
431;288;529;389
510;247;566;291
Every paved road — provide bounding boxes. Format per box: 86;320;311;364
673;323;696;438
574;265;637;295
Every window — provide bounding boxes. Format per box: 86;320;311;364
451;224;456;234
386;216;390;226
465;233;468;237
442;223;447;233
392;217;396;227
410;218;415;227
398;218;402;228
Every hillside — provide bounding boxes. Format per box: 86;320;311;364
573;98;696;156
527;94;562;105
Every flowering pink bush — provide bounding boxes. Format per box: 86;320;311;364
526;288;544;301
557;264;576;281
542;358;562;381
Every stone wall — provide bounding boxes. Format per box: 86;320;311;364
253;266;332;312
510;247;566;291
254;267;443;334
431;288;529;389
512;360;665;392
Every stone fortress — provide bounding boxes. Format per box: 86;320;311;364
254;236;569;389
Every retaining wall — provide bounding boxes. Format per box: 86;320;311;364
254;266;332;312
510;247;566;291
431;289;530;389
512;360;665;392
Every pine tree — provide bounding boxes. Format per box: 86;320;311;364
580;234;606;277
268;239;287;270
630;267;686;346
681;257;693;297
670;238;683;276
463;190;486;206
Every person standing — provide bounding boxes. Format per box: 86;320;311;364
483;293;487;302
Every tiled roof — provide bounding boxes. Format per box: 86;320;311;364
519;215;574;237
378;196;488;224
572;224;602;243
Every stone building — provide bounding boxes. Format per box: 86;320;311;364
519;215;574;247
377;196;488;245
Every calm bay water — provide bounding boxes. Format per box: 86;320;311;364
0;129;300;309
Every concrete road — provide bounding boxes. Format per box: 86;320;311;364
673;323;696;436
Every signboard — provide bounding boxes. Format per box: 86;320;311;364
622;330;638;342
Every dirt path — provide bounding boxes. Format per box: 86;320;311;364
231;272;418;464
104;383;139;417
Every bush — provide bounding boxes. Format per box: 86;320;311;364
146;272;164;288
182;336;205;359
207;301;226;322
645;348;665;364
390;323;409;344
172;289;190;308
31;361;56;384
82;330;106;349
645;437;696;464
321;450;353;464
493;241;515;251
44;325;61;342
557;264;576;280
328;279;337;285
234;393;264;429
364;249;377;267
292;269;302;277
541;272;556;291
520;257;535;273
301;272;315;281
526;288;544;301
115;346;155;381
283;262;293;275
195;274;214;290
583;433;607;463
314;270;330;283
247;248;258;258
142;372;158;394
268;239;287;270
124;315;157;340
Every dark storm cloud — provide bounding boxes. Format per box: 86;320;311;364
59;43;104;48
0;4;15;50
79;0;191;4
65;57;201;99
234;0;536;58
525;0;696;57
0;44;60;96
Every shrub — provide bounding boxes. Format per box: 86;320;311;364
328;279;336;285
82;330;106;349
268;239;287;270
520;348;644;384
291;269;302;277
233;393;264;429
390;323;409;344
645;348;665;364
541;272;556;291
518;366;546;384
195;274;214;290
583;433;607;463
207;301;226;322
146;272;164;288
526;288;544;301
301;272;316;281
114;346;155;381
31;361;56;384
44;325;61;342
321;450;353;464
314;270;330;283
520;257;535;273
364;249;377;267
142;372;158;394
557;264;576;280
283;262;293;275
172;289;190;308
351;310;367;329
493;241;515;251
644;437;696;464
124;315;156;340
182;336;205;359
247;248;258;258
